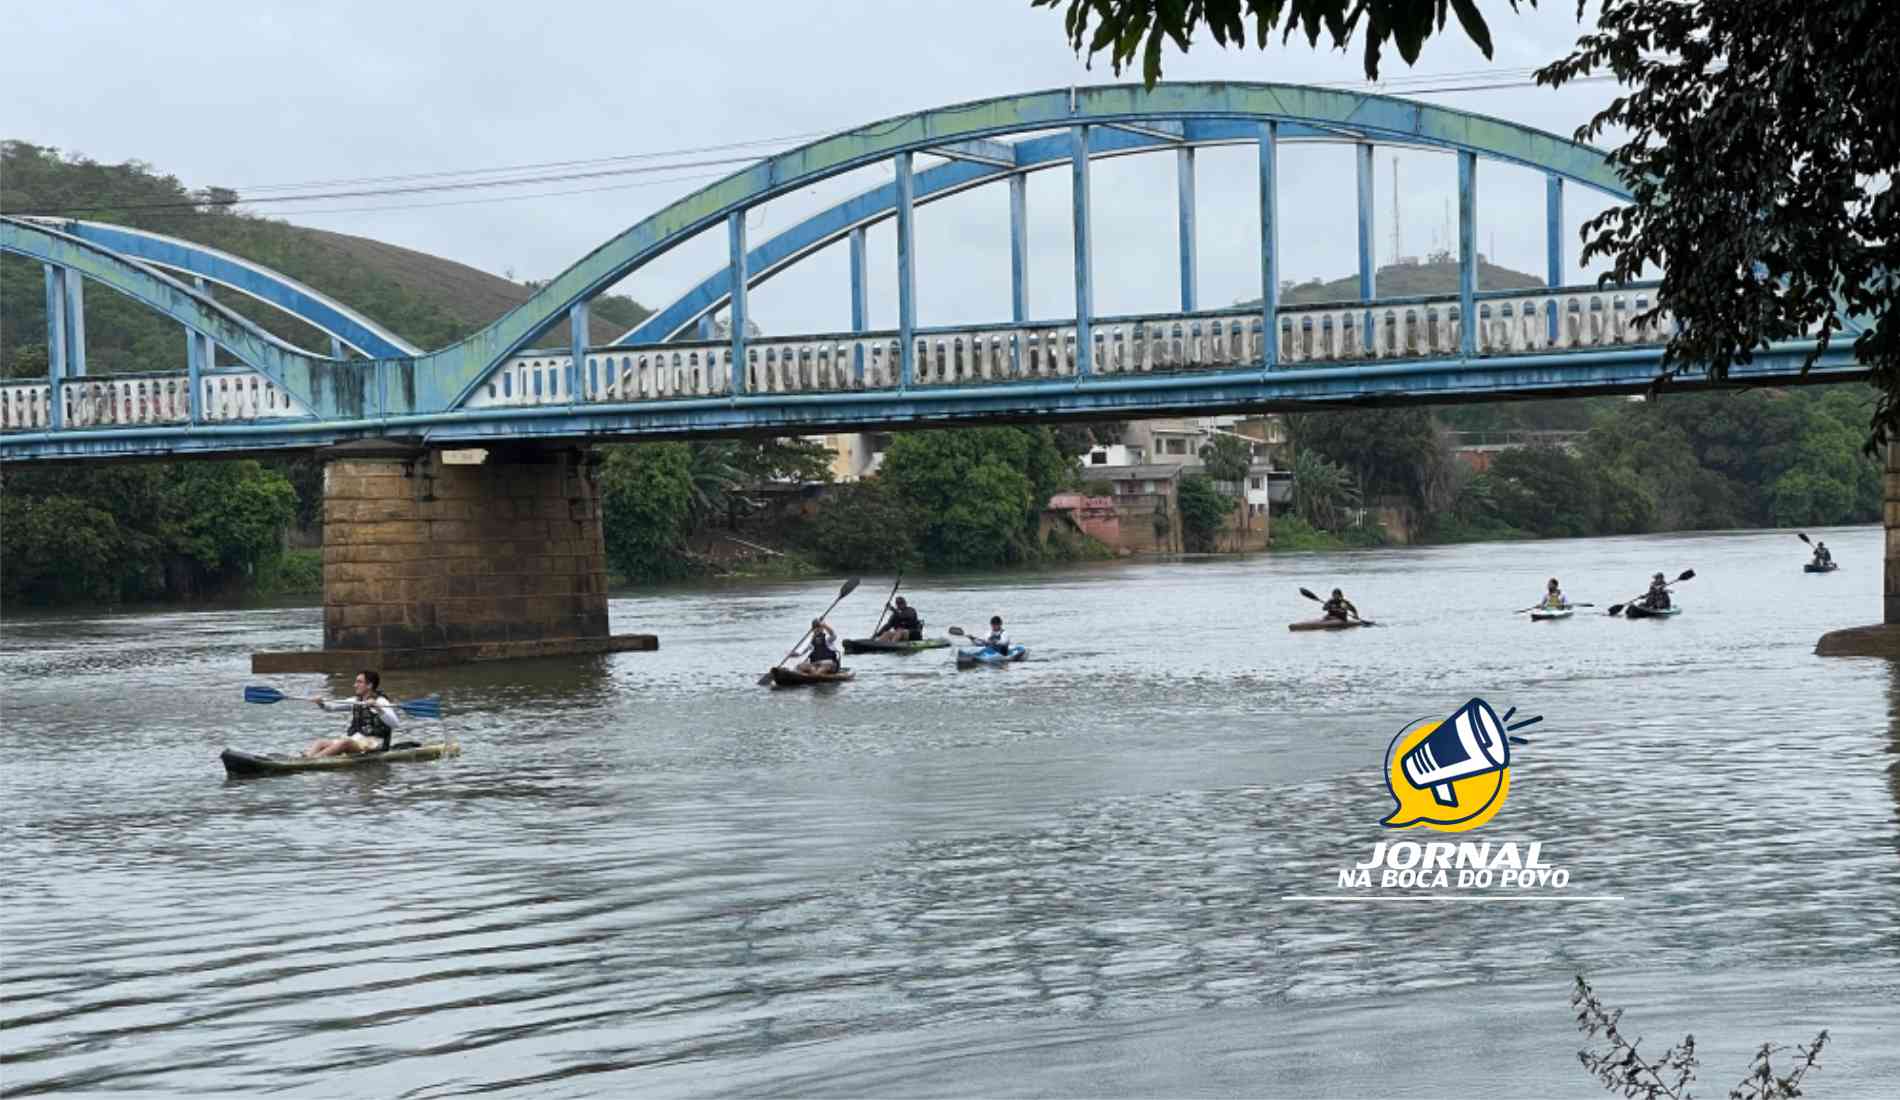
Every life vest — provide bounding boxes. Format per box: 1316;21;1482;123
347;697;394;748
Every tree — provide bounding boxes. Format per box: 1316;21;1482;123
803;480;919;572
1177;473;1228;552
1537;2;1899;447
877;427;1076;568
598;443;695;583
1291;448;1360;531
1289;408;1454;513
1031;0;1524;84
1199;433;1255;550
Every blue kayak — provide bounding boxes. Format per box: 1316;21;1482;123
956;644;1026;668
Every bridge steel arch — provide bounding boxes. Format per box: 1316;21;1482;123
0;219;397;419
21;218;421;359
424;82;1634;411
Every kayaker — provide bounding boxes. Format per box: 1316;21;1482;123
875;597;924;642
1321;589;1359;623
1539;578;1569;610
798;619;841;675
304;670;400;758
982;614;1009;654
1640;572;1672;611
1812;541;1833;567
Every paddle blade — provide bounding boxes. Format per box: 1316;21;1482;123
397;695;442;719
947;626;967;636
1676;569;1696;582
1298;587;1321;602
756;670;775;686
1607;604;1625;617
839;577;861;599
1797;532;1811;544
244;686;288;705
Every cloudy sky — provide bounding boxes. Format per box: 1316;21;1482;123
6;1;1626;341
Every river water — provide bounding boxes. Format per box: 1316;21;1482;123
3;526;1897;1097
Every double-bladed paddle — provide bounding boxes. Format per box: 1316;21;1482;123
759;577;860;685
243;685;444;719
1298;587;1378;626
867;571;903;639
1513;602;1595;613
1606;569;1695;617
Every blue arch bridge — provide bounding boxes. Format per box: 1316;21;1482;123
0;83;1876;669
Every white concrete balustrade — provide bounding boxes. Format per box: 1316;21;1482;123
0;372;298;429
6;287;1675;428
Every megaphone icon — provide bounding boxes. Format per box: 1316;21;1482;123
1400;698;1510;806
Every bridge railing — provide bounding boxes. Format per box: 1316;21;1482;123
307;283;1678;415
0;371;304;430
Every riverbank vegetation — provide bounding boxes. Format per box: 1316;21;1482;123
1284;386;1881;546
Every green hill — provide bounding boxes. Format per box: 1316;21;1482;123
0;141;649;377
1259;255;1546;308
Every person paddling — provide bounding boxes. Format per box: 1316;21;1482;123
1640;572;1672;611
875;596;923;642
304;670;400;758
1538;578;1569;610
797;619;842;675
981;614;1010;654
1321;588;1359;623
1811;540;1833;568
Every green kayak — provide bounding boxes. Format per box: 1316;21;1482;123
841;637;951;654
221;741;460;777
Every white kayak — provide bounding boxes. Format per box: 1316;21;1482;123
1529;607;1574;621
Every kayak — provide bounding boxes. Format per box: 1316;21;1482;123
1288;618;1372;632
768;666;854;687
1529;607;1574;621
221;741;459;777
956;645;1027;667
1624;603;1682;619
1804;562;1839;574
842;637;951;654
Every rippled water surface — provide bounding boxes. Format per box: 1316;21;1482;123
4;527;1898;1097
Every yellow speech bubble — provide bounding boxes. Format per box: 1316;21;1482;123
1381;716;1510;832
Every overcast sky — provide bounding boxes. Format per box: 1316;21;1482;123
6;1;1625;340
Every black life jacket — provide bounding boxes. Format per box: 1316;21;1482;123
810;633;840;664
347;697;394;749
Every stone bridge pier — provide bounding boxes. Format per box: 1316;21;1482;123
1816;443;1900;657
253;440;655;673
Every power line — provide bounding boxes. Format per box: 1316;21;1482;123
232;131;827;194
11;72;1623;219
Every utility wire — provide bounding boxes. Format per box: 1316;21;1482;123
10;72;1625;219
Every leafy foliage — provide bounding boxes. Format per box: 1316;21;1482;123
1291;448;1360;530
1;460;296;603
1571;975;1826;1100
876;427;1076;568
597;444;696;583
1536;1;1899;448
1290;408;1454;513
1032;0;1526;84
1176;473;1228;552
802;479;919;573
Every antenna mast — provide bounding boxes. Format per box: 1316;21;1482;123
1390;156;1401;262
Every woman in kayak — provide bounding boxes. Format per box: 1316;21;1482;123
1322;589;1359;622
1640;572;1672;611
1538;578;1569;610
304;670;400;758
983;615;1009;653
798;620;842;675
875;597;923;642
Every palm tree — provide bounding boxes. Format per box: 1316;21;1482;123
1293;449;1361;532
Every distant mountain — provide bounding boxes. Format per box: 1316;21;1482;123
1244;256;1546;309
0;141;649;375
